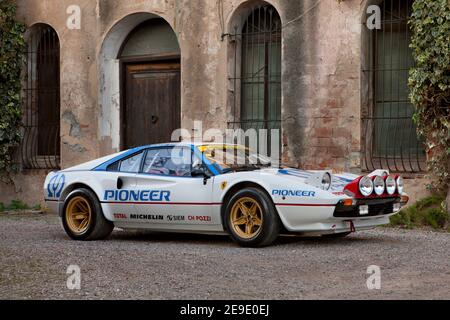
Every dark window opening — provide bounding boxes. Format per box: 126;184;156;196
228;5;282;157
22;24;60;169
362;0;426;173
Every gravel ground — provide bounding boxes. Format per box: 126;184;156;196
0;212;449;300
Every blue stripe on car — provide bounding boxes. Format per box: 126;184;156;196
278;169;310;179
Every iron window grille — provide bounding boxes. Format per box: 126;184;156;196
362;0;426;173
228;5;282;156
21;24;61;170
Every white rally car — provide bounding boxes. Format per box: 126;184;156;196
44;143;408;247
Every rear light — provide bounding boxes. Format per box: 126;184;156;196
359;176;374;197
385;176;396;195
373;176;385;196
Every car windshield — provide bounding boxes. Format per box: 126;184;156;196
197;145;272;173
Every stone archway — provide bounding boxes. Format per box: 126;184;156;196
98;12;180;152
119;18;181;149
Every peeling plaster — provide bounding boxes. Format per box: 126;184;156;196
63;142;87;153
62;110;82;138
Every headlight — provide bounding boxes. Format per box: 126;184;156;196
321;172;331;190
373;175;385;196
396;176;404;194
385;176;396;195
359;176;373;197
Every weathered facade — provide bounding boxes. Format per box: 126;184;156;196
0;0;429;206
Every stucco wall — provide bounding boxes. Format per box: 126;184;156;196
0;0;430;206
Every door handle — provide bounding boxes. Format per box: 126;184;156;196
151;115;159;124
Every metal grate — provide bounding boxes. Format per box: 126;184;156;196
228;5;282;155
21;24;60;170
362;0;426;173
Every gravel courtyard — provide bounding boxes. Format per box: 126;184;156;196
0;212;449;300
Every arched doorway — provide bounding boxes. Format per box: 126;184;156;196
119;18;181;149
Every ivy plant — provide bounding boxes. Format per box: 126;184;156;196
409;0;450;202
0;0;25;181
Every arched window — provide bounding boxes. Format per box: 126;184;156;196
22;24;60;169
229;4;281;155
119;19;180;58
362;0;425;172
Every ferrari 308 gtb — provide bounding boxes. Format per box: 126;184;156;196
44;143;408;247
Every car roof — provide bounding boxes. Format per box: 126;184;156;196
129;142;242;151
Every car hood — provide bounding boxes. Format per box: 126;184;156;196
262;167;359;193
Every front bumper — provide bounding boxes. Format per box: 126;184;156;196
276;197;400;233
333;197;400;218
289;215;392;235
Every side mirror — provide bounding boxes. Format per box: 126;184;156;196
191;168;207;178
191;167;211;185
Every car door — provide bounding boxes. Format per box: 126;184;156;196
132;146;222;231
99;151;144;221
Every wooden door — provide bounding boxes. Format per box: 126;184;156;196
123;61;180;149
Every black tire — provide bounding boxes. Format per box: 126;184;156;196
322;232;351;239
224;187;281;247
62;188;114;241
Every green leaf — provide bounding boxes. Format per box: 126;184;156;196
0;1;25;180
409;0;450;190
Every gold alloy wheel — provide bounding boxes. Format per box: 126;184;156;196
230;197;263;239
65;196;92;235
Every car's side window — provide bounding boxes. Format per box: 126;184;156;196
142;147;196;177
107;152;144;173
119;152;143;173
